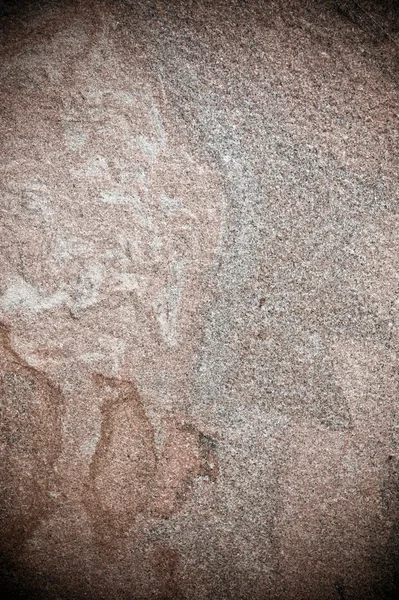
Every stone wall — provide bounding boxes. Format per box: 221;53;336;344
1;1;398;598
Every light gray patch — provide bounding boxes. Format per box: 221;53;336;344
71;155;109;179
160;193;181;214
99;191;137;205
63;121;88;151
0;277;67;315
68;265;103;318
154;259;185;347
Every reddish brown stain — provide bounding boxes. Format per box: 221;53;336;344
84;374;219;546
149;421;219;519
150;545;185;600
83;374;157;545
0;323;63;560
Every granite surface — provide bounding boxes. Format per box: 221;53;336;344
0;1;398;598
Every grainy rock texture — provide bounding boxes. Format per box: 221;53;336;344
0;1;398;598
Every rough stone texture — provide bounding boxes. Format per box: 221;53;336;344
0;0;398;598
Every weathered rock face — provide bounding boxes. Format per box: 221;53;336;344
0;0;398;598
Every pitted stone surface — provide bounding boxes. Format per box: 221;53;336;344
1;1;398;598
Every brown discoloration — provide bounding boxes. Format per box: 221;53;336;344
150;423;219;519
150;545;185;600
84;374;219;546
0;323;63;559
83;374;157;544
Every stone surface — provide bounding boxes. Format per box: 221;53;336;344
0;0;398;598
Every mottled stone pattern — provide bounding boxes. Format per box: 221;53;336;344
0;323;63;592
0;0;398;598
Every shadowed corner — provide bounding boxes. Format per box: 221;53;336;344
1;553;399;600
0;0;61;29
0;323;64;592
371;462;399;600
0;558;96;600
